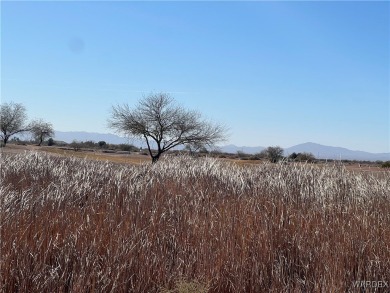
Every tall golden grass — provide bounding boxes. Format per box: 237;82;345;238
1;152;389;292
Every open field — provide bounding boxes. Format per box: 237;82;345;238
1;144;151;165
1;150;389;292
1;143;387;172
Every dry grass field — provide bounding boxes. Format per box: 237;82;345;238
1;144;386;171
1;146;389;292
1;144;151;165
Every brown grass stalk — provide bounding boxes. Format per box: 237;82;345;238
1;153;389;292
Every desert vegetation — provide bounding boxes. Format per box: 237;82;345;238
381;161;390;168
0;102;29;147
0;102;55;147
1;152;390;292
108;93;227;162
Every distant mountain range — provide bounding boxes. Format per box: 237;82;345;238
221;144;265;154
55;131;131;145
54;131;390;162
284;142;389;162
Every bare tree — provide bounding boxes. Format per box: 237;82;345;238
29;119;54;146
0;102;28;146
261;146;284;163
108;93;228;162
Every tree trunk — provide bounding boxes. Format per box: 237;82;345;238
3;136;9;146
38;136;43;146
151;153;161;163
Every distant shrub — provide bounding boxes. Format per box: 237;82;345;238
250;155;261;160
70;140;82;151
289;152;315;162
261;146;284;163
47;138;55;146
381;161;390;168
82;140;97;148
254;151;267;159
117;144;138;152
296;152;316;162
98;141;107;148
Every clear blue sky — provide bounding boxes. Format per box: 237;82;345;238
2;1;389;152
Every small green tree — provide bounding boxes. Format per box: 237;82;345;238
289;152;298;160
47;138;55;146
98;141;107;148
